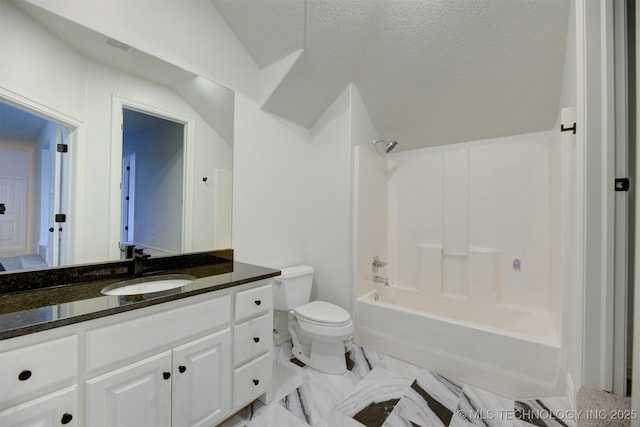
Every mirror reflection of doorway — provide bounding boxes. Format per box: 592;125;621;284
120;108;184;256
0;101;68;271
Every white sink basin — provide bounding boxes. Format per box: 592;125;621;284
101;274;196;296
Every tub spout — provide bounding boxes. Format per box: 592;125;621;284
373;275;389;286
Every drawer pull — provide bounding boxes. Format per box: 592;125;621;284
61;413;73;424
18;370;32;381
163;372;171;380
252;379;259;386
253;337;260;343
254;300;262;306
178;365;187;373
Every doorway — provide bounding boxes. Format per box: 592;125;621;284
120;108;185;256
0;101;69;271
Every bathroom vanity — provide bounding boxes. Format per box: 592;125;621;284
0;251;279;427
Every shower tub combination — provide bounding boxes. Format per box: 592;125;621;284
356;285;562;399
353;134;567;399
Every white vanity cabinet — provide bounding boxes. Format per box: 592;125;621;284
231;284;273;410
86;329;232;427
86;351;173;427
0;277;274;427
0;386;78;426
0;335;79;427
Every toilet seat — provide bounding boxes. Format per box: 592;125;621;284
294;301;351;327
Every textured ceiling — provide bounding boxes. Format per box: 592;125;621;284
213;0;570;151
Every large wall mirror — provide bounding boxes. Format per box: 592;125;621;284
0;0;234;272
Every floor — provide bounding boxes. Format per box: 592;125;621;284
0;254;47;271
219;341;577;427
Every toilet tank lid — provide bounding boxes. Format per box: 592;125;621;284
278;265;314;279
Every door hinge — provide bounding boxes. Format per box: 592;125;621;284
56;143;68;153
55;214;67;223
615;178;630;192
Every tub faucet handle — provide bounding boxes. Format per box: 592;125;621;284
372;256;387;272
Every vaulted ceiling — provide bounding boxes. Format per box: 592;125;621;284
212;0;570;151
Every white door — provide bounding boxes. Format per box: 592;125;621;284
172;331;231;427
86;352;172;427
46;128;65;267
0;386;77;427
0;175;27;257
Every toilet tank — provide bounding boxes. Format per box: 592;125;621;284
273;265;314;311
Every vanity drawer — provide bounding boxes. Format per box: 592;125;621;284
86;295;230;372
0;335;77;404
233;312;272;366
234;284;272;322
233;352;271;409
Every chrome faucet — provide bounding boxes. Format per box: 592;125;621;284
132;248;150;277
373;275;389;286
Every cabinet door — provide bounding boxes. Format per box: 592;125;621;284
0;386;77;427
172;330;231;427
86;351;172;427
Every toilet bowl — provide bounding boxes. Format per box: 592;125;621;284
274;266;353;374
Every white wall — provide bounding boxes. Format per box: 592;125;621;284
306;86;352;306
232;92;309;268
22;0;260;100
0;1;86;120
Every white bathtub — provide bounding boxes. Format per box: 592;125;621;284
356;287;563;399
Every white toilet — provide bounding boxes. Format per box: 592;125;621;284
274;265;353;374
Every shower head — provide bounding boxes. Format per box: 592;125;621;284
373;139;399;154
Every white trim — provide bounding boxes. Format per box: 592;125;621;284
109;95;196;258
577;0;616;392
632;0;640;422
612;0;631;397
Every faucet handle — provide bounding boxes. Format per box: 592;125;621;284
134;248;151;258
372;256;387;272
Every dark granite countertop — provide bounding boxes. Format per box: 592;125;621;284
0;250;280;340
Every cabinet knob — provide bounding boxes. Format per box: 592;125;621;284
18;370;32;381
61;413;73;424
178;365;187;373
252;379;259;386
254;300;261;306
163;372;171;380
253;336;260;343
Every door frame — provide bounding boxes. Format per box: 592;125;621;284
109;95;195;259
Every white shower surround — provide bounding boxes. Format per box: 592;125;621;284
353;131;566;399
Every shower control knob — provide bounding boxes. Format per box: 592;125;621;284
372;256;387;272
